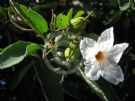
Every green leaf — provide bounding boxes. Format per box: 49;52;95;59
18;4;48;33
0;41;42;69
37;57;64;101
118;0;131;11
56;14;69;29
67;8;73;21
73;10;85;18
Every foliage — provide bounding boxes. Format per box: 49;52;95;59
0;0;135;101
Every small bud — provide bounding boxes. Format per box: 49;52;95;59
69;17;86;32
64;43;80;61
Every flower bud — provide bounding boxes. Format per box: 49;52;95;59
69;17;86;32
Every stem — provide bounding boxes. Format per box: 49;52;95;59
84;10;93;21
9;0;27;22
78;68;95;86
50;9;56;32
8;10;34;31
78;68;108;101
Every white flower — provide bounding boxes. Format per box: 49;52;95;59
79;27;129;85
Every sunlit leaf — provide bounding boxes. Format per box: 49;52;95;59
67;8;73;21
18;4;48;33
0;41;42;69
73;10;85;18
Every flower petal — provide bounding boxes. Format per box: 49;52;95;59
107;43;129;63
100;62;124;85
80;38;97;60
97;27;114;51
84;61;101;80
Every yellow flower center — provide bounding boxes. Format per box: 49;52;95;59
95;51;105;62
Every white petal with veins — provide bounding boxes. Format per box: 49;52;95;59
85;61;101;80
100;63;124;85
107;43;129;63
97;27;114;51
80;38;97;60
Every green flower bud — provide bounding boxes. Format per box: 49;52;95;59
64;43;80;61
69;17;86;32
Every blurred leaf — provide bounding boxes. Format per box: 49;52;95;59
32;2;58;11
56;14;69;29
132;68;135;75
0;8;6;16
11;61;33;89
18;4;48;33
54;34;70;47
79;68;121;101
37;57;64;101
64;77;81;100
73;10;85;18
67;8;73;21
0;41;42;69
0;7;7;25
97;78;121;101
118;0;132;10
56;39;71;47
87;33;99;41
103;10;122;25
